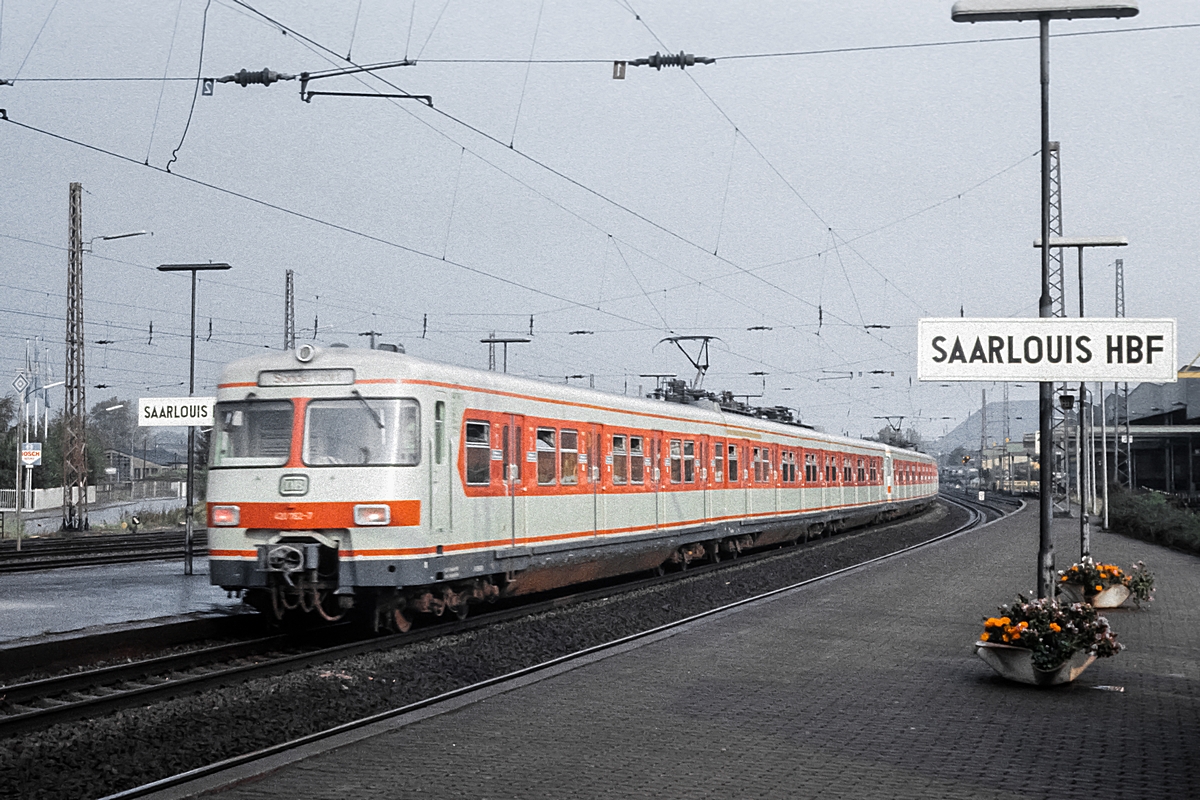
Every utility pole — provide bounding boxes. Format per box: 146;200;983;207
1003;382;1011;492
1115;257;1132;489
284;269;295;350
481;334;530;373
980;389;987;496
63;182;88;531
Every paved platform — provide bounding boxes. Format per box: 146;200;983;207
152;504;1200;800
0;559;240;645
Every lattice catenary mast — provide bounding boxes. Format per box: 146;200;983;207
63;182;88;531
284;269;295;350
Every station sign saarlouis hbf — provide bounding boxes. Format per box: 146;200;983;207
917;318;1177;383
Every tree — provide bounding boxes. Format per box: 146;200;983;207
88;397;134;456
0;394;16;483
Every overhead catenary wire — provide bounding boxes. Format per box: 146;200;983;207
0;6;1030;430
165;0;212;173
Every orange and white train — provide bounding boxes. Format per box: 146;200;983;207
206;345;938;630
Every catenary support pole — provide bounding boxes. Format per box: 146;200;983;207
1037;15;1055;599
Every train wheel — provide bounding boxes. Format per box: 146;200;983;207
708;541;721;564
392;608;413;633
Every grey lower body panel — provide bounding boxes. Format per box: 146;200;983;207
212;498;933;597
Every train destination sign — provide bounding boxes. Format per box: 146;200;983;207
917;318;1176;383
138;397;216;427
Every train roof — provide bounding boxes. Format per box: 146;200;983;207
215;346;934;461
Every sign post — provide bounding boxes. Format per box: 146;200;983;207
920;316;1176;595
138;396;216;575
918;318;1176;383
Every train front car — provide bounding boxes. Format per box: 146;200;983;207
206;345;432;630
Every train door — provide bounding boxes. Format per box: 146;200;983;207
701;438;711;521
884;451;894;503
653;432;664;530
590;425;604;536
503;414;526;547
772;445;780;515
429;393;451;535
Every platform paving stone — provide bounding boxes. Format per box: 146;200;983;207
196;504;1200;800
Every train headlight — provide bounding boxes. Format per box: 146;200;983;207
353;504;391;526
211;505;240;527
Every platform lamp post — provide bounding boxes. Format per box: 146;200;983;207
952;0;1138;599
1034;235;1127;558
157;263;232;575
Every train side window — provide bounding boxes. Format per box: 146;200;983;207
465;421;490;485
870;459;877;483
560;429;579;485
857;458;866;483
805;453;817;483
630;436;645;484
434;402;445;464
843;458;852;483
537;428;556;485
728;444;739;482
683;440;695;483
713;440;724;482
612;435;628;485
669;439;682;483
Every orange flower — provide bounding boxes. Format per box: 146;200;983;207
1095;585;1103;592
980;632;990;641
1049;623;1062;632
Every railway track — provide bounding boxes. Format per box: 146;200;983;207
0;529;206;572
0;498;1001;753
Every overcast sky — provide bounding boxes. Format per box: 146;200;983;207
2;0;1196;444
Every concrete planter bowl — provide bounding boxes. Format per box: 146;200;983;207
975;641;1097;686
1058;582;1132;609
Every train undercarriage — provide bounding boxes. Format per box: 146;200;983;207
236;499;930;634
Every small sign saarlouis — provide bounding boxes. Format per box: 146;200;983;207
917;318;1177;383
138;397;216;427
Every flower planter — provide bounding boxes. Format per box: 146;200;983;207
1058;582;1132;609
975;641;1097;686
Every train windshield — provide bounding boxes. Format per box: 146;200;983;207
303;397;421;466
211;401;294;468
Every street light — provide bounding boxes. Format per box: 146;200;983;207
952;0;1138;600
157;262;232;575
85;230;151;252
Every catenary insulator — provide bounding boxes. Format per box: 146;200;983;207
217;68;295;87
628;51;715;70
